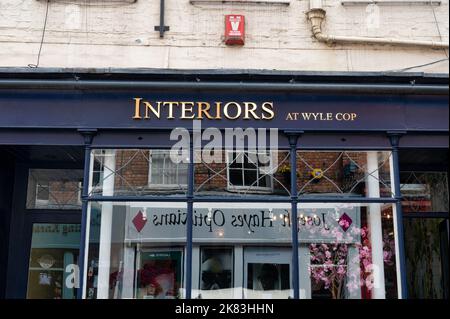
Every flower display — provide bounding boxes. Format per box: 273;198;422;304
309;223;396;299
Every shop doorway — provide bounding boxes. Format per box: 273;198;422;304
2;146;84;299
399;149;449;299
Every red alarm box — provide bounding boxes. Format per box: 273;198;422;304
225;15;245;46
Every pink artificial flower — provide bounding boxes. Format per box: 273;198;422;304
365;277;374;290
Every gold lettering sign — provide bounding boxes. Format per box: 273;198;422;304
285;112;358;122
132;98;276;121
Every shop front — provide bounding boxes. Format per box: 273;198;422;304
0;70;448;299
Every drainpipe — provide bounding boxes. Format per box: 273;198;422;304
307;0;449;48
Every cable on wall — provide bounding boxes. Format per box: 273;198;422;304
386;57;449;72
28;0;50;68
431;4;449;58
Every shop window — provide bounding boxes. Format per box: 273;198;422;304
148;150;188;188
26;169;83;210
85;202;187;299
403;217;449;298
188;203;397;299
303;203;398;299
84;201;398;299
192;202;295;299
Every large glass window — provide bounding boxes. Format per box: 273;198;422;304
300;203;398;299
83;148;400;299
188;202;398;299
400;171;449;298
192;203;293;299
404;217;448;298
85;202;187;299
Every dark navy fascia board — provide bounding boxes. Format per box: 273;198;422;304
1;128;448;149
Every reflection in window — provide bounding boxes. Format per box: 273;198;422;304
310;243;348;299
194;150;291;196
228;151;272;191
404;218;448;298
91;149;188;196
136;249;183;299
85;202;187;299
248;263;290;292
199;247;233;299
244;248;292;299
297;151;392;198
35;183;50;206
305;204;398;299
149;150;188;187
26;169;83;210
27;224;80;299
85;202;398;299
400;172;449;213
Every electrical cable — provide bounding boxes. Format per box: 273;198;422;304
28;0;50;68
431;4;448;58
386;57;449;72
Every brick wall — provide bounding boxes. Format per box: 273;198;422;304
103;150;391;196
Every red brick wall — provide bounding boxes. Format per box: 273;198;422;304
97;150;391;196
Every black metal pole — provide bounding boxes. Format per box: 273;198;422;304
285;131;302;299
388;131;408;299
77;129;97;299
185;131;194;299
159;0;165;38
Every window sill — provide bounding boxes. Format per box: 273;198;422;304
147;184;188;190
227;186;274;194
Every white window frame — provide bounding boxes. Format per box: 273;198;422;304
35;182;50;207
77;181;83;205
226;151;274;193
148;150;188;189
91;150;106;194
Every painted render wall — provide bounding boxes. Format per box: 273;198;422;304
0;0;448;72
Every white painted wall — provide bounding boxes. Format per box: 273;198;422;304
0;0;448;72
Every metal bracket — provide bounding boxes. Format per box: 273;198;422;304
155;0;170;38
